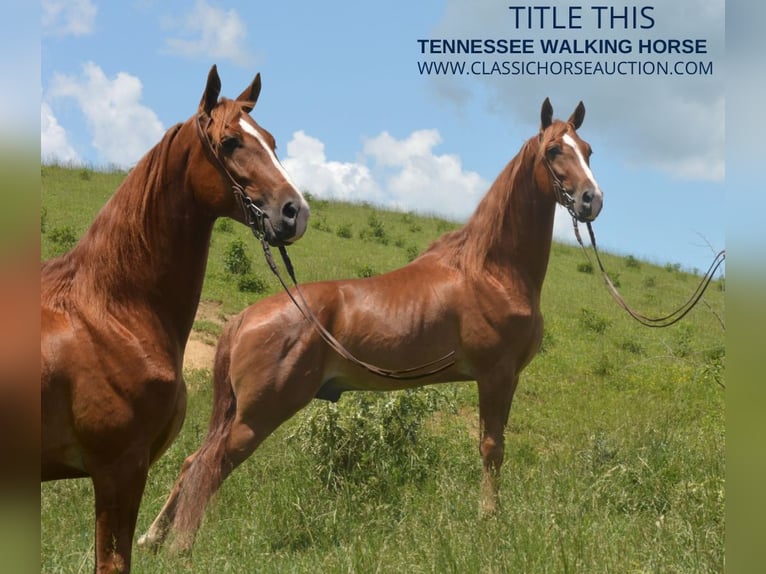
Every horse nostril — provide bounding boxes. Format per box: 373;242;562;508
282;201;299;221
582;190;594;205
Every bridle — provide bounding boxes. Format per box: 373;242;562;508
196;112;456;380
540;134;725;329
545;157;578;220
196;113;269;239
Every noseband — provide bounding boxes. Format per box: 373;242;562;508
543;155;578;220
196;114;269;239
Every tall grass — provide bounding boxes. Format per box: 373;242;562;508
41;166;724;573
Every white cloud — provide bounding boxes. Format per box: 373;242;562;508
47;62;165;167
164;0;254;67
363;130;486;217
41;102;81;165
427;0;724;182
42;0;96;36
283;129;487;220
282;131;384;202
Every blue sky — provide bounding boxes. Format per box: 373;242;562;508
41;0;725;274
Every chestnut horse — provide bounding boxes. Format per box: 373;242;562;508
41;66;309;573
139;98;603;553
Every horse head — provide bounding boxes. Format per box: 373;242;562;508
194;65;310;245
538;98;603;222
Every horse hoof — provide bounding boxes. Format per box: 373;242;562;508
137;532;160;551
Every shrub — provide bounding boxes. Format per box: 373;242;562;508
356;264;376;278
625;255;641;269
577;261;594;274
290;389;453;493
215;218;234;233
360;213;389;245
336;223;353;239
312;215;332;233
664;262;682;273
49;226;78;255
405;245;420;262
237;273;267;293
672;324;694;358
224;238;252;275
578;308;610;334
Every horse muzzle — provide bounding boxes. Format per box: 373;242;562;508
264;197;310;246
574;187;603;222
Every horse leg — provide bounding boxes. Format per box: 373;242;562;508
477;370;519;516
90;450;149;573
166;407;298;553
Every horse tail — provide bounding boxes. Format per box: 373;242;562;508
170;314;243;550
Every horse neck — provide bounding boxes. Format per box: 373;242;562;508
462;138;556;291
71;121;215;342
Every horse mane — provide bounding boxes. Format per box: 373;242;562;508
423;134;541;274
422;120;572;276
42;123;185;311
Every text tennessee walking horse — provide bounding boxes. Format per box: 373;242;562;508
139;98;604;553
41;66;309;573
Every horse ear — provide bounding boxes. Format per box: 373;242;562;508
540;97;553;131
568;101;585;130
200;65;221;115
236;73;262;113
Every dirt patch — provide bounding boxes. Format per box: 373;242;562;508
183;300;228;371
184;339;216;371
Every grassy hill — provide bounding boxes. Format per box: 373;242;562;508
41;165;724;573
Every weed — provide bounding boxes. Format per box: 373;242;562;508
290;389;453;493
405;245;420;262
312;215;333;233
49;226;78;255
238;273;268;293
336;223;353;239
625;255;641;269
665;262;682;273
577;261;593;274
356;265;376;278
578;308;609;334
619;338;645;355
360;213;389;245
215;218;234;233
224;238;252;275
672;324;694;358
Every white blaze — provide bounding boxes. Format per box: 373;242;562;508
239;118;303;196
563;133;601;198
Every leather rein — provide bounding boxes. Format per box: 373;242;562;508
196;113;456;380
573;218;725;328
544;153;725;329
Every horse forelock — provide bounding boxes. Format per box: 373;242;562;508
205;98;250;148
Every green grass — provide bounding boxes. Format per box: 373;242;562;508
41;166;724;573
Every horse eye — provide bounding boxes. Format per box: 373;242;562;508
546;145;562;158
221;136;240;153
